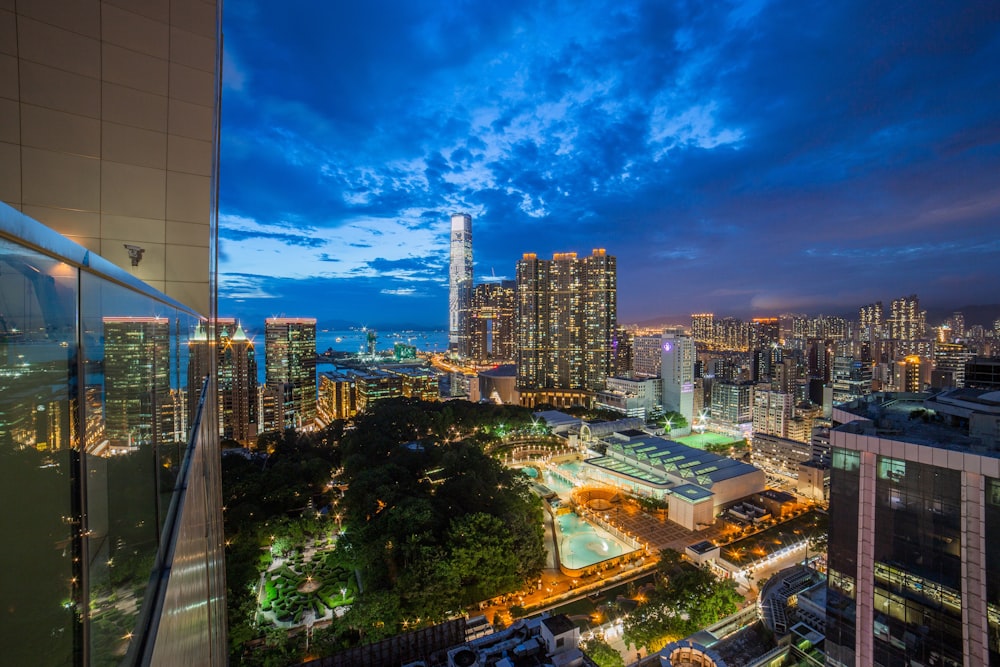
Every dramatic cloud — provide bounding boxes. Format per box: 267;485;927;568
220;0;1000;327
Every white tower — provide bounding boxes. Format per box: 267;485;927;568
449;213;473;357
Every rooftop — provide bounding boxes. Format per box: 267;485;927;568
834;390;1000;454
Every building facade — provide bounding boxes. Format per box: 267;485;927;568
448;213;473;357
469;280;516;362
264;317;317;430
662;331;695;435
515;249;617;396
0;1;226;659
826;391;1000;667
103;316;173;448
189;318;258;444
632;333;664;377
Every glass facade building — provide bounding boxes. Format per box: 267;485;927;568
826;393;1000;666
0;204;226;664
1;0;226;661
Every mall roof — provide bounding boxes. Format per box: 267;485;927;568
607;437;760;485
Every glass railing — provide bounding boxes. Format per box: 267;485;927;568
0;203;226;665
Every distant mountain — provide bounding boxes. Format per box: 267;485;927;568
925;304;1000;329
629;304;1000;330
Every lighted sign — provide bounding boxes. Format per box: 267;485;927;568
662;340;673;353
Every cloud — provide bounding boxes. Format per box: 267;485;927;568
219;0;1000;324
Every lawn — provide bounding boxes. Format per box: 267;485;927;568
675;432;742;449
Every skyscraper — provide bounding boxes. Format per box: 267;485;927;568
826;391;1000;666
691;313;714;345
516;249;617;402
190;318;258;444
470;280;516;362
265;317;317;429
859;302;884;342
889;294;926;355
448;212;473;358
103;316;172;448
661;331;695;434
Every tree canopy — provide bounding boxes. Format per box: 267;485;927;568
339;399;547;621
622;550;742;652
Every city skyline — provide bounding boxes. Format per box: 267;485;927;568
218;1;1000;328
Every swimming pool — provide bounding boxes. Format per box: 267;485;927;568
554;511;635;572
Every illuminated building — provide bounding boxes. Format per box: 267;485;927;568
832;356;873;403
752;387;793;438
710;380;753;428
448;213;473;357
103;317;172;447
613;325;633;377
190;319;258;444
932;341;973;389
390;366;440;402
662;331;695;434
353;369;404;413
889;294;926;355
826;391;1000;666
902;354;923;392
715;316;750;352
691;313;714;345
317;370;356;422
750;317;780;351
595;376;662;419
751;432;812;476
858;301;885;342
264;317;317;429
632;333;664;377
515;249;617;401
469;280;516;362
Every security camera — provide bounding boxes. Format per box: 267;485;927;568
124;244;145;267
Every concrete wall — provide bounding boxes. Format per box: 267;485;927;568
1;0;218;314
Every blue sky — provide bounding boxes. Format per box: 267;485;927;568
218;0;1000;328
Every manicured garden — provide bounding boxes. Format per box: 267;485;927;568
258;549;357;627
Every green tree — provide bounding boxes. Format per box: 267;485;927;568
449;513;524;603
581;636;626;667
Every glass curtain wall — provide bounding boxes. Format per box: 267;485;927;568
0;214;222;665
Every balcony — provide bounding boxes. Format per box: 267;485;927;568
0;203;226;665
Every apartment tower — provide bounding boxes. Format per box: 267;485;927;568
516;249;617;403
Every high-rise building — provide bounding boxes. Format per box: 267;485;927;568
516;249;617;399
448;213;473;357
189;318;259;445
469;280;516;362
710;380;753;427
264;317;317;430
858;302;884;343
103;316;172;447
0;3;225;661
825;391;1000;666
889;294;926;355
752;387;793;438
662;332;695;435
691;313;714;345
932;341;973;389
632;333;664;377
715;316;751;352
